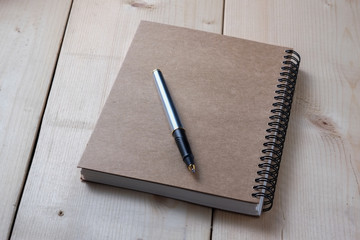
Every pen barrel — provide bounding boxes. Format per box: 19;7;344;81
153;69;195;170
153;69;183;131
172;128;194;166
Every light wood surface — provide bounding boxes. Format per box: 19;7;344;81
10;0;222;239
0;1;72;239
212;0;360;239
3;0;359;239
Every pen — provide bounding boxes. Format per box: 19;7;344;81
152;69;196;173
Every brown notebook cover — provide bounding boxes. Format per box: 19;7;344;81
78;21;300;216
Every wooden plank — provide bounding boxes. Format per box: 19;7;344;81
0;1;72;239
213;0;360;239
11;0;223;239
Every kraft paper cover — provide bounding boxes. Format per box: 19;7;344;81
78;21;289;204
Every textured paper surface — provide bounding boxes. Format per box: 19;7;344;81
78;21;288;203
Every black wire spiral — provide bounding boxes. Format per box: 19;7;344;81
252;50;301;212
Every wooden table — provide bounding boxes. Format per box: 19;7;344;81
1;0;359;239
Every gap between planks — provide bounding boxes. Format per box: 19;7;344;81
8;1;75;239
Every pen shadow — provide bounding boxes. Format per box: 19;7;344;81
211;69;309;237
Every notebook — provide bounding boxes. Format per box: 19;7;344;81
78;21;300;216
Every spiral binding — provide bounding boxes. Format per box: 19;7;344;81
252;50;301;212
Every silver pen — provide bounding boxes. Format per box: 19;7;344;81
153;69;196;173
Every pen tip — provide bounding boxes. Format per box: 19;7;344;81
188;164;196;173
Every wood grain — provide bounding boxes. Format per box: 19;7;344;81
0;1;72;239
10;0;223;239
212;0;360;239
